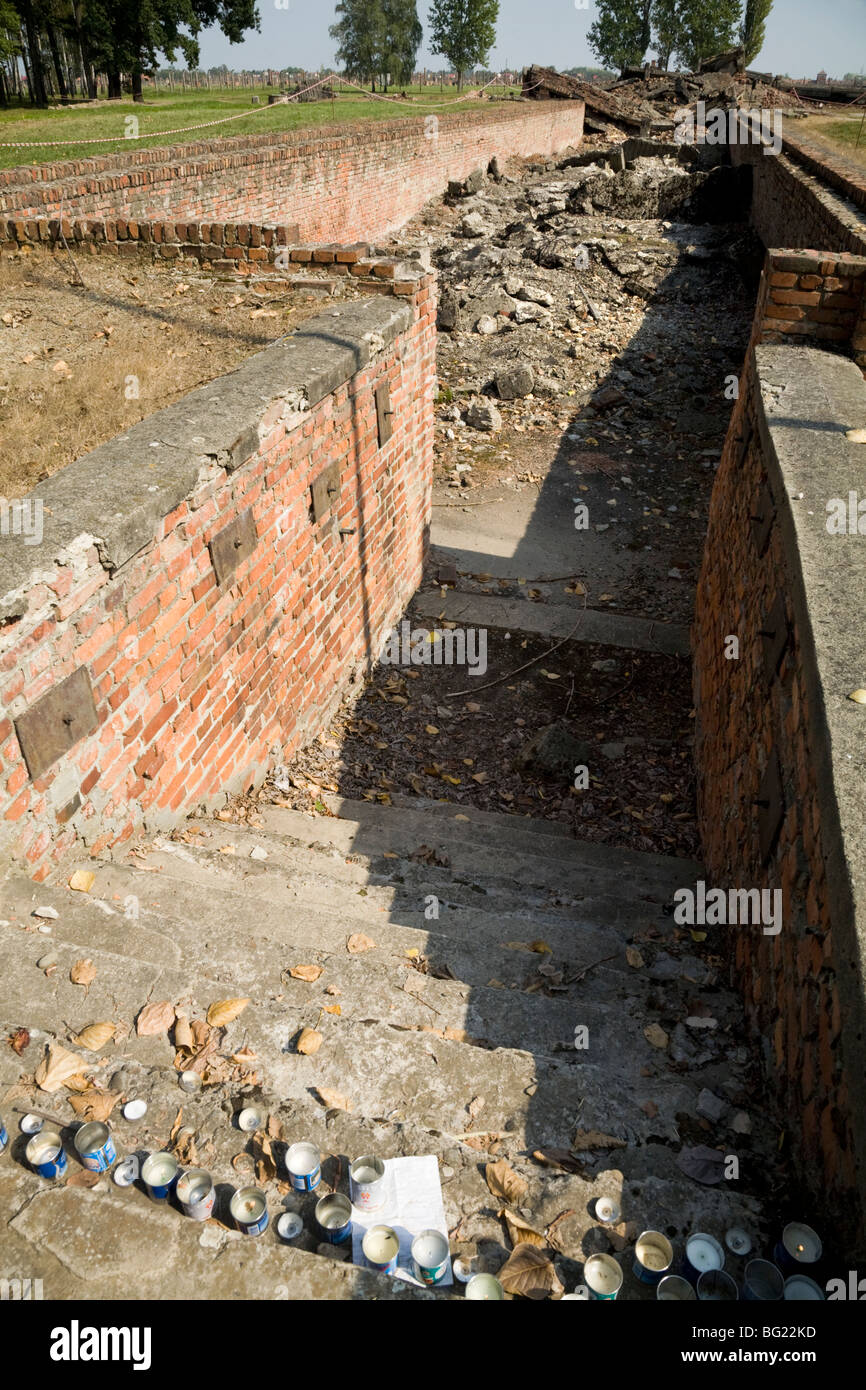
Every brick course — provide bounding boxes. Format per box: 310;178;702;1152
0;277;437;878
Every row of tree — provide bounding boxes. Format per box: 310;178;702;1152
588;0;774;75
0;0;260;106
330;0;499;93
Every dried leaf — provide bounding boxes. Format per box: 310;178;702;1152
68;1089;120;1122
296;1027;323;1055
676;1145;726;1186
8;1027;30;1055
347;933;376;954
73;1022;116;1052
498;1245;563;1300
174;1017;194;1052
485;1159;529;1205
322;1004;341;1016
70;959;97;989
644;1023;669;1050
572;1129;626;1151
206;998;249;1028
68;870;95;893
500;1208;546;1248
190;1018;210;1048
289;964;323;983
626;946;645;969
35;1042;86;1093
64;1073;93;1093
532;1148;583;1174
66;1169;100;1188
254;1132;277;1184
313;1086;351;1111
136;1000;176;1036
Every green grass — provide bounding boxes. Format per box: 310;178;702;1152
799;114;866;169
0;85;522;171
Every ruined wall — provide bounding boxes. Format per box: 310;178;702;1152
693;335;866;1255
731;115;866;257
0;103;585;243
0;273;436;880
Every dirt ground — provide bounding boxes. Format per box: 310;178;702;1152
0;249;339;495
251;622;698;859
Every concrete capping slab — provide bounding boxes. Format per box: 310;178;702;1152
754;341;866;1191
0;295;412;604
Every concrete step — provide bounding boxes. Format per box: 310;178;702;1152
0;799;771;1301
261;796;700;894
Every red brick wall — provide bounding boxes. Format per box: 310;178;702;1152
693;329;866;1253
0;277;436;880
730;115;866;258
0;103;585;242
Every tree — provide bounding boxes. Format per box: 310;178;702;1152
428;0;498;91
381;0;421;87
674;0;742;71
587;0;653;74
651;0;679;70
330;0;385;90
740;0;772;66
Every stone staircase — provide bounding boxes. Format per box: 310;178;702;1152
0;796;775;1299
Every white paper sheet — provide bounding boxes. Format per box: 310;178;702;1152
351;1154;453;1287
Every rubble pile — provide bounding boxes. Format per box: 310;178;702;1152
524;62;799;136
391;141;758;526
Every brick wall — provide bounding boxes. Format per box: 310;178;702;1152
730;114;866;257
693;331;866;1255
749;248;866;370
0;275;436;880
0;103;585;243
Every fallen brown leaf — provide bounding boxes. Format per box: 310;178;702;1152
34;1042;86;1093
485;1159;529;1205
289;964;323;983
296;1027;323;1055
206;998;249;1028
136;1000;176;1036
70;959;97;990
498;1244;563;1299
73;1022;116;1052
347;933;376;954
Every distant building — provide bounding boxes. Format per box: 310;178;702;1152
817;70;827;83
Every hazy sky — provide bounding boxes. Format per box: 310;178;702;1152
196;1;866;79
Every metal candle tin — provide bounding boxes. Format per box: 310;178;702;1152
697;1269;739;1301
657;1275;697;1301
141;1151;180;1200
633;1230;674;1285
286;1141;321;1192
784;1275;826;1301
684;1232;725;1283
176;1168;216;1221
74;1121;116;1173
775;1222;822;1272
350;1154;387;1211
465;1274;504;1300
743;1258;784;1301
362;1223;400;1275
315;1192;353;1245
26;1130;67;1179
584;1253;624;1300
411;1229;450;1286
231;1186;269;1236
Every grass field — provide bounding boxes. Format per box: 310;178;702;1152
798;113;866;170
0;84;522;171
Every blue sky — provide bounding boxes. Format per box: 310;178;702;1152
196;1;866;79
